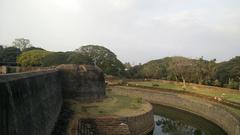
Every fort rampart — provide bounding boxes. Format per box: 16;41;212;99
0;64;106;135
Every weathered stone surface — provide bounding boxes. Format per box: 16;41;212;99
70;103;154;135
57;64;106;101
0;64;107;135
0;70;62;135
90;106;154;135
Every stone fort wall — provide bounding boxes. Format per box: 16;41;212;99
0;70;62;135
57;64;106;101
0;64;106;135
69;103;154;135
0;66;51;74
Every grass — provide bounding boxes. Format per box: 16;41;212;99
127;80;240;104
67;91;149;117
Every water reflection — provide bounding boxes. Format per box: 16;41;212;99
154;115;205;135
152;104;227;135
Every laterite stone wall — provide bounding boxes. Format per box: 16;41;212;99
0;70;63;135
57;64;106;101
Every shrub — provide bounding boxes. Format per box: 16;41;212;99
17;50;50;66
152;83;159;87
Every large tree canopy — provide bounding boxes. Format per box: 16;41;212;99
41;52;93;66
137;59;168;79
41;52;68;66
17;50;50;66
215;56;240;88
76;45;125;76
22;46;45;52
66;52;93;65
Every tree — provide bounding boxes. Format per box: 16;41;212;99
193;58;216;85
66;52;93;64
17;50;50;66
167;57;194;89
0;45;3;61
137;59;168;79
215;56;240;89
204;59;217;85
0;45;3;51
124;62;132;71
194;57;207;84
41;52;93;67
0;47;21;63
42;52;69;66
76;45;125;76
12;38;32;51
128;64;143;78
22;46;45;52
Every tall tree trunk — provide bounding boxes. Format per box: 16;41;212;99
182;75;186;90
175;75;178;82
198;78;202;85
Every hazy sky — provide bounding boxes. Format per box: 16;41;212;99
0;0;240;64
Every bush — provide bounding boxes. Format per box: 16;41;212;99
226;79;239;89
152;83;159;87
17;50;50;66
119;79;128;85
42;52;68;66
213;80;221;87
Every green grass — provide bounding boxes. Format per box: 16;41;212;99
128;80;240;104
68;92;148;117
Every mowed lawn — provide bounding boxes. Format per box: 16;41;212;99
127;80;240;104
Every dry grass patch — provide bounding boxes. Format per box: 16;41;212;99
67;92;150;118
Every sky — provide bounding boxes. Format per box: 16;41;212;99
0;0;240;64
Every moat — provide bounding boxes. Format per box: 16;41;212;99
152;104;227;135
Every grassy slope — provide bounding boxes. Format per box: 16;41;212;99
128;80;240;103
125;79;240;116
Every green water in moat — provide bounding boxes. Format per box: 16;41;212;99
152;104;227;135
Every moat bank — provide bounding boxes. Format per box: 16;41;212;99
110;86;240;135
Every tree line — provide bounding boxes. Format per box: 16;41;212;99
0;38;125;76
1;38;239;90
126;56;240;90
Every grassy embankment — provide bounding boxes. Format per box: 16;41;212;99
66;91;150;118
119;79;240;116
127;80;240;104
